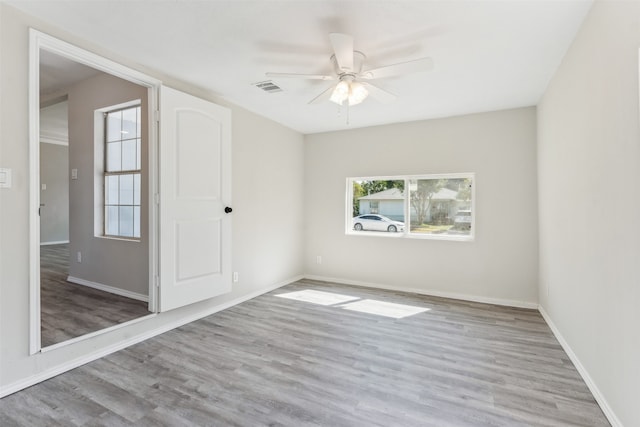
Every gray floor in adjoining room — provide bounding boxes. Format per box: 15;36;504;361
1;279;610;426
40;244;150;347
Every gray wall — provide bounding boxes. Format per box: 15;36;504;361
537;1;640;426
0;4;305;392
305;107;539;307
39;142;69;244
66;72;148;296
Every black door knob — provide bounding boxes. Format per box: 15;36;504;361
224;207;233;214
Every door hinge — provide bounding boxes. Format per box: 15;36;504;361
154;110;160;123
154;193;160;205
154;275;160;288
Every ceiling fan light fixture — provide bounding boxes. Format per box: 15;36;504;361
330;80;349;105
348;81;368;106
330;79;369;106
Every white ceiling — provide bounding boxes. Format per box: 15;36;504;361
9;0;593;134
40;49;103;96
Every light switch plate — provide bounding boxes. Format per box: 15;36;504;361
71;168;78;180
0;168;12;188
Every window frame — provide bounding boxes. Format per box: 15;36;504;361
99;101;142;241
346;173;475;242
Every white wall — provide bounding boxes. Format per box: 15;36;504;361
305;107;539;307
0;4;304;393
537;1;640;426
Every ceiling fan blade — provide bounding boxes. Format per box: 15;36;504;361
360;57;434;80
308;85;336;105
329;33;354;72
360;82;397;104
266;72;334;81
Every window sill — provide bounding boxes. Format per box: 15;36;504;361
95;235;141;243
346;230;474;242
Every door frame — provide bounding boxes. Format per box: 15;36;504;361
28;29;162;354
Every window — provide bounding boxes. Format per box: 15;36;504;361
348;173;474;241
103;104;141;239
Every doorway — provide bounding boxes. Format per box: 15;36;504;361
30;31;161;353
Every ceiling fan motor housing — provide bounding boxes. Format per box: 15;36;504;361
331;51;366;76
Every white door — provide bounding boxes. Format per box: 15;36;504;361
159;86;232;312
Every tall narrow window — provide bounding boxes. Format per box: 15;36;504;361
104;104;141;239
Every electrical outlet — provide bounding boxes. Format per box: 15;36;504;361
316;255;322;265
76;251;82;263
233;272;239;283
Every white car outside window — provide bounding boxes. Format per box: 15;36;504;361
352;214;405;232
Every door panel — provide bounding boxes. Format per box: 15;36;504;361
175;110;222;200
176;219;221;281
159;86;231;312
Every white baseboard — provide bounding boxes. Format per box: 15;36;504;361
67;276;148;302
538;306;622;427
40;240;70;246
0;274;302;399
304;275;538;309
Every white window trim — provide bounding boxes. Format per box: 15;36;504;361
346;173;476;242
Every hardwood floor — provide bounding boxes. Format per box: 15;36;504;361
2;279;609;426
40;244;150;347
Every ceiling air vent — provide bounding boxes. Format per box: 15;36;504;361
253;80;282;93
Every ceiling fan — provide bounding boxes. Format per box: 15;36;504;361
266;33;434;107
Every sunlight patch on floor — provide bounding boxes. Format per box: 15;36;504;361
275;289;360;306
339;299;430;319
276;289;430;319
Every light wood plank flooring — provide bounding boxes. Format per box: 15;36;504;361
2;279;609;426
40;244;150;347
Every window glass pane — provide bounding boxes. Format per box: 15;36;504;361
133;206;141;238
352;180;405;233
106;206;119;235
107;141;121;172
119;174;134;205
121;107;137;138
409;177;472;236
133;173;141;205
105;175;119;205
119;206;134;237
106;111;122;142
122;139;137;171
